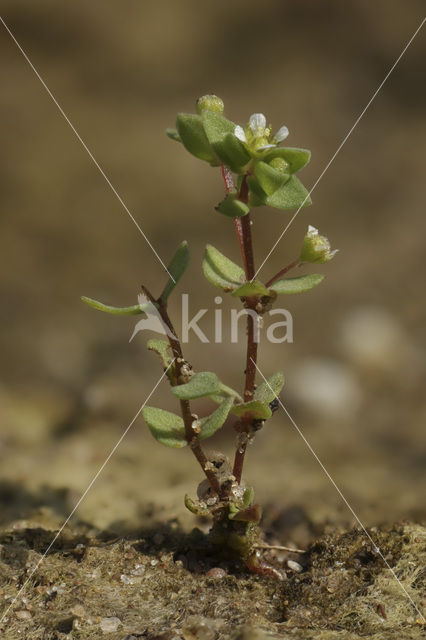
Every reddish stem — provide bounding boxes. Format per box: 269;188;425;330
156;299;221;495
219;168;260;485
234;218;247;276
238;180;257;402
234;176;258;482
240;211;255;281
265;258;300;288
221;166;248;275
221;165;235;193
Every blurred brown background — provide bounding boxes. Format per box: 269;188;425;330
0;1;425;535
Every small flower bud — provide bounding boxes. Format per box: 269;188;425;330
269;157;289;175
300;225;338;263
196;94;224;115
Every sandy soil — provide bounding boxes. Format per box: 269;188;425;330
0;2;425;638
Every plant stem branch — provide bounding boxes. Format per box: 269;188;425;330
230;174;259;484
150;293;221;495
220;166;248;275
265;258;300;288
221;165;235;193
234;218;247;275
240;210;254;281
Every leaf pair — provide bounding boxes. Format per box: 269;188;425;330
230;372;284;421
171;371;240;402
170;111;251;173
203;244;245;292
203;245;324;296
142;370;243;447
168;102;312;214
247;164;311;212
142;397;234;448
214;155;311;217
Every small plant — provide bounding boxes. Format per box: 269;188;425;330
82;95;336;576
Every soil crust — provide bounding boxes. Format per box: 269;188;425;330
0;512;424;640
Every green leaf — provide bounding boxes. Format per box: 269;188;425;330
242;487;254;508
184;494;209;516
216;193;250;218
199;397;234;440
266;175;312;210
246;176;268;207
254;372;285;405
261;147;311;174
211;132;251;172
160;241;190;302
253;161;288;196
201;112;251;171
142;407;186;448
147;339;173;369
202;244;245;292
176;114;217;163
215;193;250;218
172;371;221;400
166;128;181;142
81;296;148;315
269;274;324;294
201;110;236;144
232;280;270;298
228;502;241;518
230;400;272;420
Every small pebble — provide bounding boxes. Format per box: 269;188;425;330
15;610;32;620
100;616;121;633
205;567;226;579
131;563;145;576
71;604;86;618
287;560;303;573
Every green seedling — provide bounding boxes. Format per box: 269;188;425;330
82;95;337;576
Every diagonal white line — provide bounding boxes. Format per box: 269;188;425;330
0;361;175;626
0;16;175;282
254;16;426;281
252;359;425;623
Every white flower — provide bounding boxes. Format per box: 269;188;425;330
274;125;289;143
234;112;290;152
234;125;247;143
249;113;267;133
